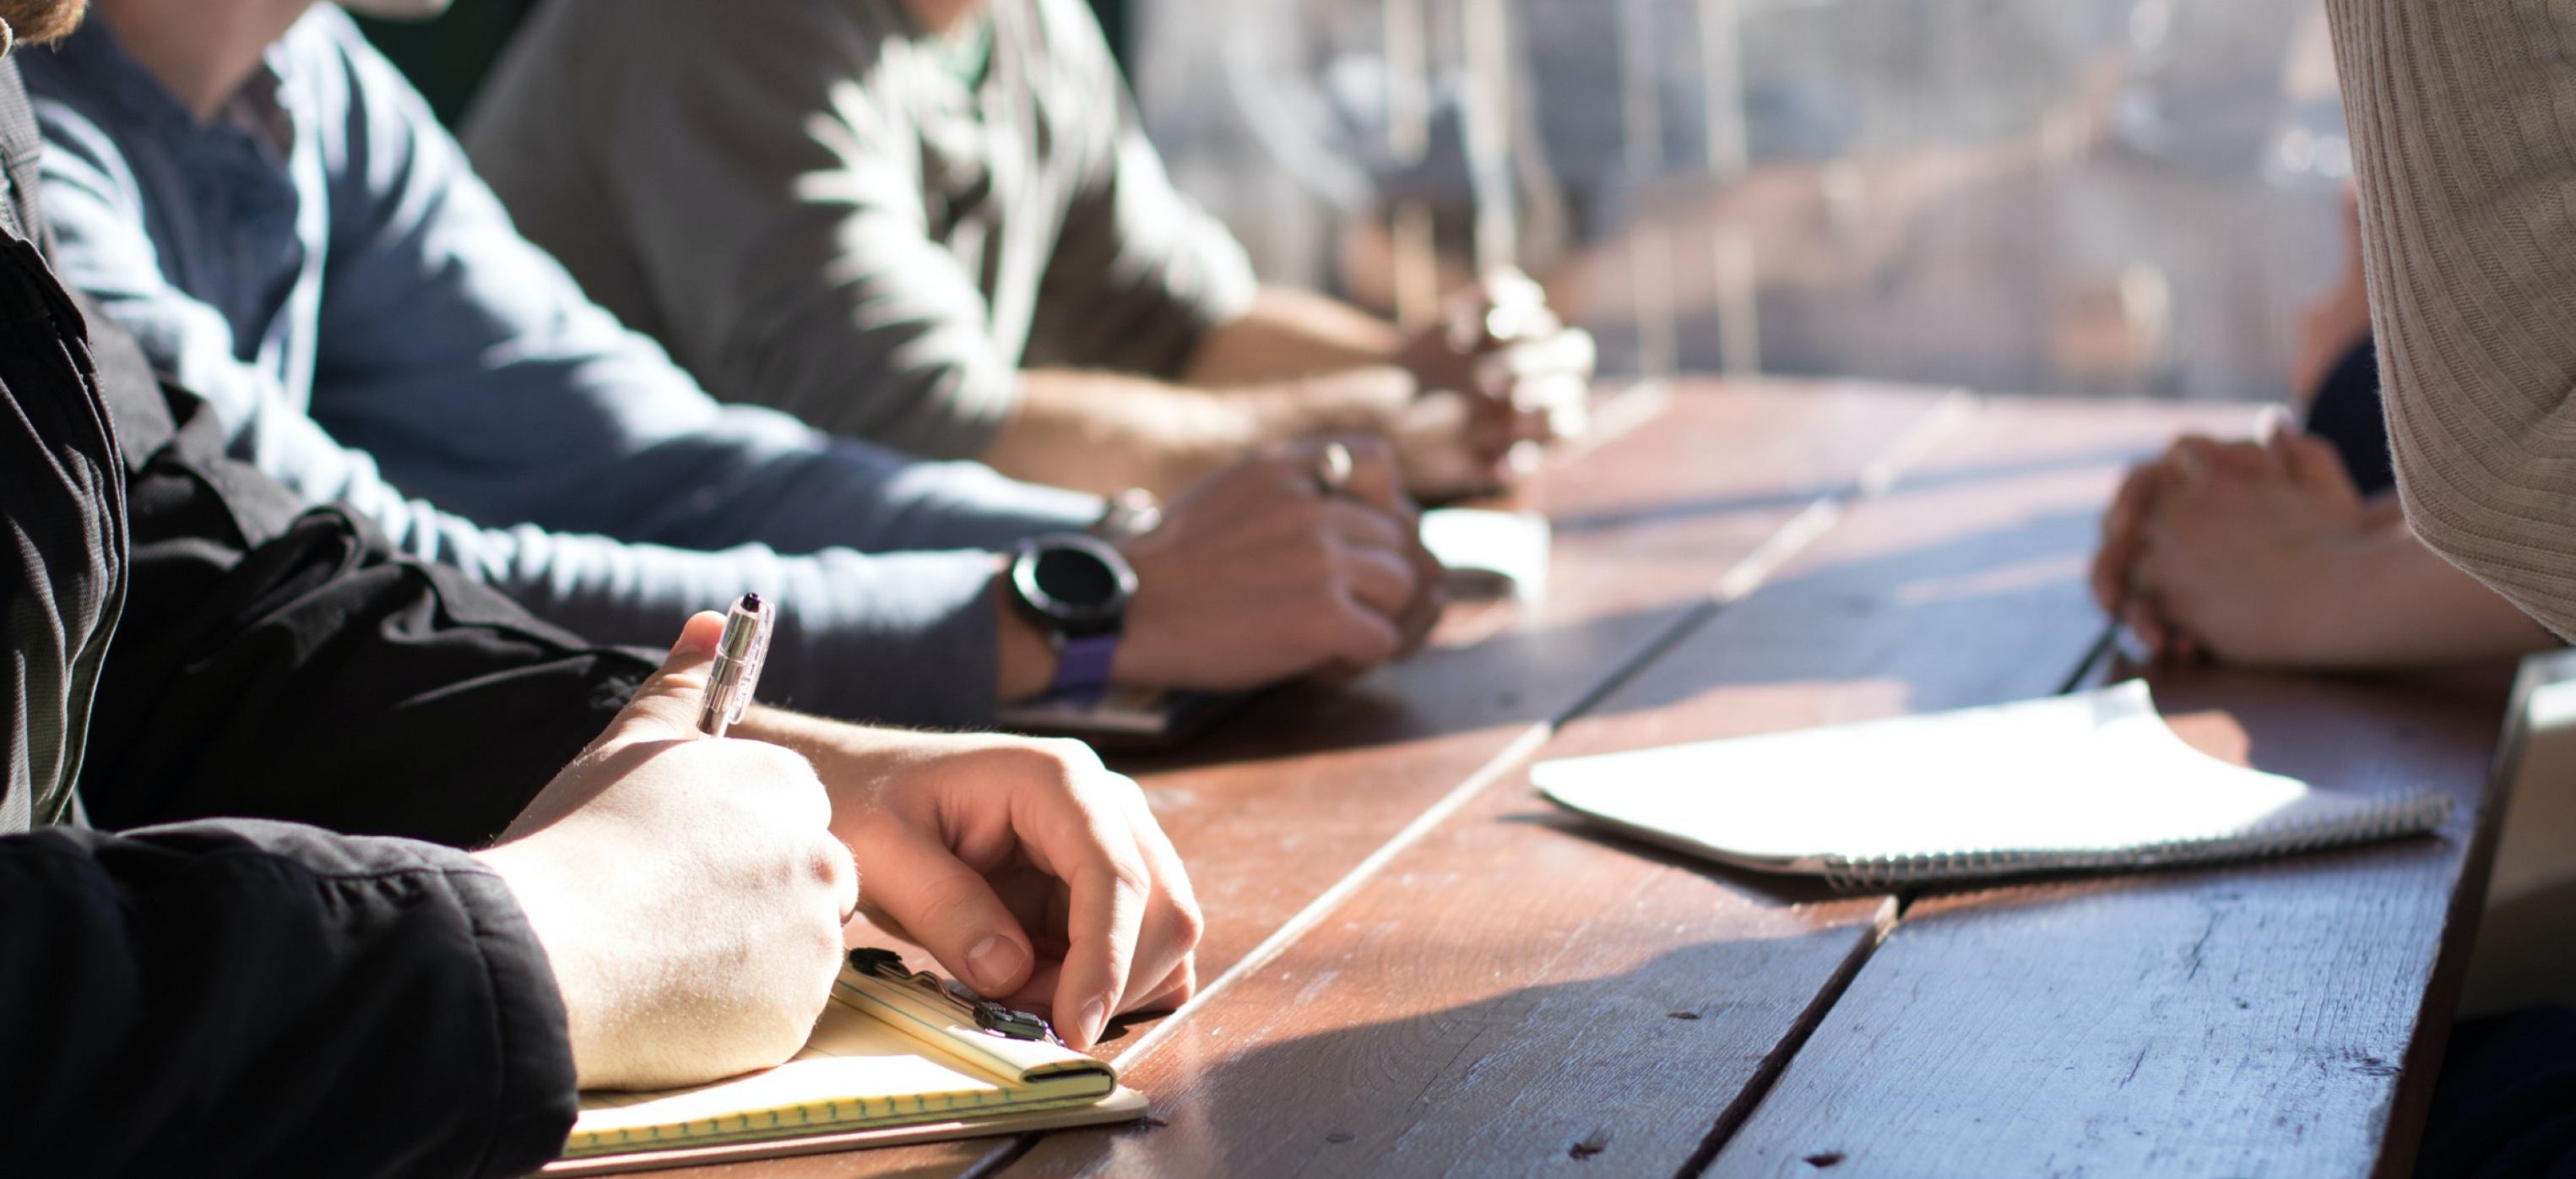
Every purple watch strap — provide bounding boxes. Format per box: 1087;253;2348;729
1049;633;1121;700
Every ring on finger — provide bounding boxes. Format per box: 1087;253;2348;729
1315;441;1355;499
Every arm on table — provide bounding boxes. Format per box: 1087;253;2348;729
35;99;1092;730
2299;514;2558;666
2096;431;2554;668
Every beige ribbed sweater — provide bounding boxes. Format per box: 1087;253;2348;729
2326;0;2576;638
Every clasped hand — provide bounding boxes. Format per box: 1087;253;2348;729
2089;419;2378;666
1393;269;1597;500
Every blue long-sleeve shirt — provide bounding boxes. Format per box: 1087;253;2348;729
23;9;1104;726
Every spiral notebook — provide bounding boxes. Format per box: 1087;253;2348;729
543;954;1143;1176
1533;681;2449;890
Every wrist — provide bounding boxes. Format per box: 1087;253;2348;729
474;843;610;1088
998;535;1136;701
994;561;1062;704
2281;531;2389;666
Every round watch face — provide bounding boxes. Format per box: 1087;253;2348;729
1014;535;1136;636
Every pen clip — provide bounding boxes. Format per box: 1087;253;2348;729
847;948;1062;1045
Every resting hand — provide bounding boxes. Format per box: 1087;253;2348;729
2093;418;2319;653
2122;427;2374;665
744;720;1204;1050
1115;437;1444;690
476;615;858;1090
1393;270;1597;499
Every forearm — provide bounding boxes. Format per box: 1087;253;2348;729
1181;286;1407;387
0;823;576;1178
2324;0;2576;638
984;367;1411;498
2307;523;2557;668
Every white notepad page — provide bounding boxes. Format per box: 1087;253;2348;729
1532;682;2449;888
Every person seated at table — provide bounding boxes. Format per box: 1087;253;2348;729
2087;193;2553;670
459;0;1598;505
22;0;1442;735
0;19;1196;1174
2313;0;2576;1172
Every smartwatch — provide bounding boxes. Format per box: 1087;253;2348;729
1008;533;1137;698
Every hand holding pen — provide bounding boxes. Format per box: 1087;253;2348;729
474;607;856;1090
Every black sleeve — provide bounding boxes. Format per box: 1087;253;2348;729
2302;338;2397;499
0;818;577;1179
76;313;655;847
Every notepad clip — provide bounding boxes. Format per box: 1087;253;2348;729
847;948;1062;1045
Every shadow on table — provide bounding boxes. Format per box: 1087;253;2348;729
1494;806;1853;910
1069;942;1864;1179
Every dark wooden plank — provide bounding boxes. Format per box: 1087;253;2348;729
995;397;2262;1178
1706;676;2512;1177
630;378;1962;1179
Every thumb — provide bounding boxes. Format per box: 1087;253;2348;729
853;825;1038;998
603;611;729;743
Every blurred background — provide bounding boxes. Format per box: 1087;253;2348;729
362;0;2349;404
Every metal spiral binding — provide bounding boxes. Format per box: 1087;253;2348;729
1818;791;2451;892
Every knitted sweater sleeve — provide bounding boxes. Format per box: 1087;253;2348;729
2325;0;2576;638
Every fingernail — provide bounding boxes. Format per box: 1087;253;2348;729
1078;997;1109;1047
967;935;1025;994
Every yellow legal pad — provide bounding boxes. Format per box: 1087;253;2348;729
545;960;1144;1175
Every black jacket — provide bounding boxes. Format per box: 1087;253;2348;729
0;52;655;1177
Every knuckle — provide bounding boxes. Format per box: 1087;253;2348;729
808;835;856;894
1297;542;1342;589
1288;608;1341;652
1107;858;1155;903
1284;496;1332;532
739;741;821;785
1107;769;1149;807
1035;736;1104;774
1163;893;1207;951
992;736;1098;789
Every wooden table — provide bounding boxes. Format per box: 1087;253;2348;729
673;378;2514;1179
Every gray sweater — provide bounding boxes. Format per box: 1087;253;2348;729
465;0;1258;463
